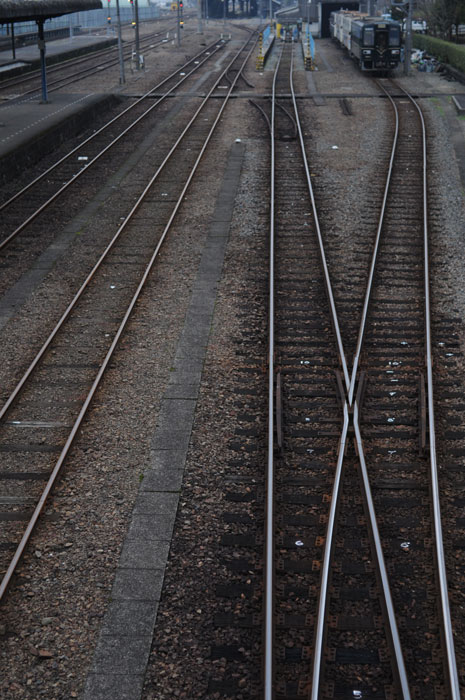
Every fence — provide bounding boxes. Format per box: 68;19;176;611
0;6;161;37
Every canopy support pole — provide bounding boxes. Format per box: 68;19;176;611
11;23;16;60
37;19;48;103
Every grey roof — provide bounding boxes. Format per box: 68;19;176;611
275;4;301;20
0;0;102;22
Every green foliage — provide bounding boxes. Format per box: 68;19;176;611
413;32;465;70
416;0;465;40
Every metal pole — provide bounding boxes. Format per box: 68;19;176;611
116;0;125;84
197;0;203;32
177;2;181;46
134;0;141;68
11;23;15;60
404;0;412;76
269;0;272;22
223;0;226;28
37;20;48;103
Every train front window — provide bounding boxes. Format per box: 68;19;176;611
389;26;400;45
376;31;388;50
363;28;374;46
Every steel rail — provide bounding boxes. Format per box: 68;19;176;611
264;44;352;700
32;41;168;94
0;29;166;92
289;49;350;394
347;80;399;407
403;83;461;700
309;403;349;700
263;40;282;700
349;77;459;697
0;34;257;425
0;25;174;93
0;35;168;99
0;33;258;603
289;58;410;700
0;38;225;234
352;401;411;699
29;26;180;96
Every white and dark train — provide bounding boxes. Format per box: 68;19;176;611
330;10;402;72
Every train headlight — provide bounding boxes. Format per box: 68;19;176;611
391;49;400;54
363;49;372;55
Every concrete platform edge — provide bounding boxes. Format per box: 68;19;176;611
0;92;123;184
82;140;246;700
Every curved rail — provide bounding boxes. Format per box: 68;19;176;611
264;47;428;698
347;81;399;406
292;67;410;700
263;39;281;700
290;51;350;393
0;32;258;602
264;44;354;700
348;78;460;698
405;83;460;700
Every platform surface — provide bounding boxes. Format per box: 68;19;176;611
0;31;116;68
0;33;118;163
0;91;112;163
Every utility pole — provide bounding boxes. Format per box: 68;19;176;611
391;1;412;76
197;0;203;32
37;19;48;103
11;23;15;59
404;0;412;75
134;0;141;68
116;0;125;83
177;2;181;46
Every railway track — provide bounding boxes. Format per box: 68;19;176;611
213;47;461;698
0;37;231;297
0;23;175;100
0;28;462;698
0;32;258;602
268;58;460;697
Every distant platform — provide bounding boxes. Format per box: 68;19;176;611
0;90;121;183
0;32;117;76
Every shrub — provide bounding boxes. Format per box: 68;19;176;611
413;33;465;72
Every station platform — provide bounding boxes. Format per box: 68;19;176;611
0;31;117;77
0;34;122;183
0;92;121;182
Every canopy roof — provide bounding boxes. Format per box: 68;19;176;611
275;4;301;20
0;0;102;23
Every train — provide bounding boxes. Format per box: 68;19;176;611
330;10;402;72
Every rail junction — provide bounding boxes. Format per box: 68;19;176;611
0;14;464;700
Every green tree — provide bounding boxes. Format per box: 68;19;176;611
416;0;465;39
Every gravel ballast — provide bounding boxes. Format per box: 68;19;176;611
0;27;464;699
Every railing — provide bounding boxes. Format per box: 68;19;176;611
302;25;314;69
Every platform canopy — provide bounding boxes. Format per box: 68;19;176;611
0;0;102;23
275;4;302;22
